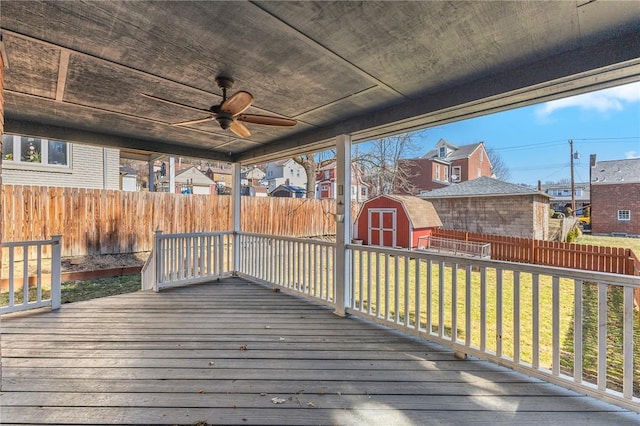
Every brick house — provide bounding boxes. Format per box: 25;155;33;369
315;161;368;202
419;177;551;239
2;133;120;189
590;157;640;236
397;139;493;194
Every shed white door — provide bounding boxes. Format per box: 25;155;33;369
368;208;396;247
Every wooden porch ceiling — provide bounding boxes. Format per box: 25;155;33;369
1;279;637;425
2;1;640;165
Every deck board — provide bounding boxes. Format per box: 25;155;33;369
1;277;638;425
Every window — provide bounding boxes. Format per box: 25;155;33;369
324;170;330;179
435;164;441;181
477;167;481;178
443;166;449;182
439;146;446;158
452;166;461;182
2;134;70;166
618;210;631;221
480;150;484;162
361;187;367;196
321;185;328;191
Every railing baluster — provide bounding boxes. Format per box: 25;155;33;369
385;254;390;320
36;244;43;303
496;268;503;357
451;262;457;343
513;271;521;364
404;255;410;327
480;266;487;352
438;260;444;339
367;250;372;315
23;246;29;307
623;286;634;399
574;279;583;384
376;252;381;318
552;275;560;377
8;247;15;308
415;258;421;330
532;273;540;369
426;259;432;334
597;282;607;391
465;264;472;347
394;254;400;324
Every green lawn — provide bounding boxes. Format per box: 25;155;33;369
577;235;640;257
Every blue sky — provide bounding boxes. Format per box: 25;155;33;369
409;81;640;186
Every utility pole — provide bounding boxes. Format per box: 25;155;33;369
569;139;576;217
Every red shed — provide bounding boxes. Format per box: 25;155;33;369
354;194;442;249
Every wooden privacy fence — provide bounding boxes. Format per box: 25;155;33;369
1;185;356;258
432;228;639;276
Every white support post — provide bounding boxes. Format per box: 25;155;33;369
334;134;352;316
50;235;62;310
154;230;163;292
148;160;155;192
169;157;175;193
232;162;242;275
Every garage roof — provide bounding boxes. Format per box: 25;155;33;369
2;1;639;165
420;176;552;198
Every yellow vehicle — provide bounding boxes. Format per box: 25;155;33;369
576;206;591;227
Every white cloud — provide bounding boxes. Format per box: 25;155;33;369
535;81;640;119
625;150;639;159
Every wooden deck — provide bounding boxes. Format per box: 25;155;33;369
1;278;638;425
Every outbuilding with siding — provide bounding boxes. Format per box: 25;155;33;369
354;194;442;249
419;177;551;239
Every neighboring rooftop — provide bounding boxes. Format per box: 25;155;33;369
591;158;640;184
419;176;548;198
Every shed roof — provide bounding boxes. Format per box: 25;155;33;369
420;177;550;198
591;158;640;184
368;194;442;229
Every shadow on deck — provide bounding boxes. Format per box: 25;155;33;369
1;277;638;425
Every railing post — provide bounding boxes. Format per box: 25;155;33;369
50;235;62;310
154;230;163;292
232;162;242;275
334;134;352;316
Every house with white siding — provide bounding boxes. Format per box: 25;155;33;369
2;134;120;189
262;159;307;195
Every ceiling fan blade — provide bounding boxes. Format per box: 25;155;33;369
221;91;253;115
229;120;251;138
140;93;211;113
237;114;297;127
172;116;216;126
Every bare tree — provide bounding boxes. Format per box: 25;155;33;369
355;132;422;196
487;147;511;182
292;149;335;198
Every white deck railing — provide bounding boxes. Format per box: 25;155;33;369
1;236;62;314
146;232;639;412
151;230;234;291
349;244;640;412
237;233;335;304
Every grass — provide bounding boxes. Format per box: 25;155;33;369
576;234;640;257
60;274;141;303
1;274;141;306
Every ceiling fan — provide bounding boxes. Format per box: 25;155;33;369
141;76;297;138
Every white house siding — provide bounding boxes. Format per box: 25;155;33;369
264;160;307;192
2;145;120;189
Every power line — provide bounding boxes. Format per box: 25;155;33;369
491;136;639;152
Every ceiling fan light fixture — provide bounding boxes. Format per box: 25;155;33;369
216;115;234;129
